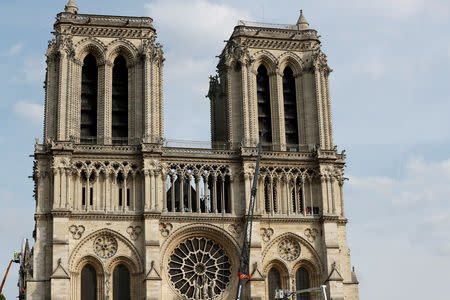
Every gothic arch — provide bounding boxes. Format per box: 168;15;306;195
251;50;278;74
74;37;107;64
106;39;138;67
264;259;289;300
292;259;319;278
263;258;289;277
261;232;323;274
278;52;304;76
107;256;140;300
68;228;143;274
71;255;105;300
106;255;139;275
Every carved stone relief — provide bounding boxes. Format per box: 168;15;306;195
159;222;173;237
126;226;142;241
260;227;274;243
228;224;242;237
304;228;319;242
93;235;118;259
278;238;301;261
69;225;85;240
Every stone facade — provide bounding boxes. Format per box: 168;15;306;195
20;1;359;299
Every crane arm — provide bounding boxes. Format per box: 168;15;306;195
235;143;262;300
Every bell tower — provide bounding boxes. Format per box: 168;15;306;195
44;0;164;145
208;11;359;299
209;11;333;151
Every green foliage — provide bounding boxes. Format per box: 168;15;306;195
0;293;6;300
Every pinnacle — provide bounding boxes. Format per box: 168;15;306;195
297;9;309;30
65;0;78;14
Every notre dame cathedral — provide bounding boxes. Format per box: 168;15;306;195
18;1;360;299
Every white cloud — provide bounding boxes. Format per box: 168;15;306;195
335;0;449;20
23;57;45;83
145;0;251;54
5;43;23;56
350;60;386;80
348;156;450;253
14;101;44;124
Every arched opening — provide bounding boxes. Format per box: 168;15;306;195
267;267;281;300
81;264;97;300
283;66;299;149
113;264;131;300
81;54;98;144
257;65;272;148
296;267;310;300
112;55;128;144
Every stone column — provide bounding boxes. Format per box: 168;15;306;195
56;53;68;141
143;170;150;211
294;72;306;145
52;168;60;210
103;62;113;144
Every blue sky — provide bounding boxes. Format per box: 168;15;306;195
0;0;449;299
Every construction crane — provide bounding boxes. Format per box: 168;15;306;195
235;142;262;300
274;285;328;300
0;251;21;295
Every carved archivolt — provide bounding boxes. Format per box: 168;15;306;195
277;51;304;75
106;38;138;66
74;37;107;63
251;49;278;74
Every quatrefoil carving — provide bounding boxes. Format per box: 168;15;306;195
304;228;319;242
160;222;173;237
69;225;85;240
260;227;274;243
126;226;142;241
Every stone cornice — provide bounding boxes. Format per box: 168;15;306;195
320;215;348;224
55;12;155;30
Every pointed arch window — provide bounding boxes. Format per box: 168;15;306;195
80;54;98;144
283;67;299;148
112;55;128;144
268;267;281;300
81;264;97;300
257;65;272;147
296;267;310;300
113;264;131;300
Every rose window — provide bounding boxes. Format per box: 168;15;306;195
93;235;118;259
278;238;300;261
168;237;232;299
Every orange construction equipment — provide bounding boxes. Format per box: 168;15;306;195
0;252;21;294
